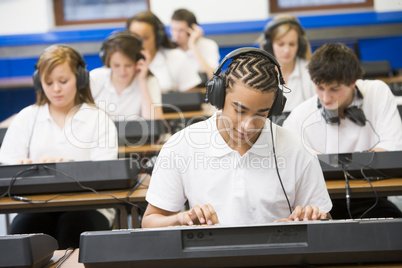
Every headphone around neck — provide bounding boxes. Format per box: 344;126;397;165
33;44;89;92
99;31;144;66
262;17;307;58
205;47;287;118
317;86;366;126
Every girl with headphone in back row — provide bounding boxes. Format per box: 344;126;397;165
0;45;118;249
90;31;164;121
126;11;202;93
260;14;315;113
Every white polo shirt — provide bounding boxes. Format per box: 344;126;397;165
90;67;161;121
149;47;202;92
283;57;316;112
184;37;220;73
282;79;402;154
0;103;118;164
146;112;332;225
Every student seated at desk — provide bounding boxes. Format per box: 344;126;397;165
283;43;402;219
126;11;201;93
90;31;163;121
170;8;220;81
141;48;332;228
260;14;315;115
0;45;118;249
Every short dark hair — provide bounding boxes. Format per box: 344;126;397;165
308;43;363;86
171;8;198;27
225;52;279;93
126;11;176;49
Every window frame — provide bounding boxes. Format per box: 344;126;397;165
53;0;150;26
269;0;374;13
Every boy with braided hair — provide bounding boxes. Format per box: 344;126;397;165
142;48;332;228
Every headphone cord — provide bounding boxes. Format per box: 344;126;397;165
270;120;292;215
1;165;39;201
342;165;353;219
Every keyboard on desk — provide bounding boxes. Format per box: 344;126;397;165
79;218;402;267
0;159;138;195
318;150;402;180
0;233;58;268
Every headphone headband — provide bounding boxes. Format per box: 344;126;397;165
99;31;144;66
213;47;285;85
206;47;287;117
33;44;89;92
264;17;305;35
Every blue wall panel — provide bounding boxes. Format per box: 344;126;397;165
0;88;35;122
359;36;402;69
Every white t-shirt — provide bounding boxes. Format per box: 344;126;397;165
146;112;332;225
282;79;402;154
90;67;161;121
184;37;220;73
149;48;202;92
283;57;316;112
0;103;118;164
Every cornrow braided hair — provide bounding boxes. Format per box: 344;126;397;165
225;52;279;93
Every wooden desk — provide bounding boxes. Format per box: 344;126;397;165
326;178;402;199
48;249;402;268
0;189;135;229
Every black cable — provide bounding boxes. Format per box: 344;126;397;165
43;247;75;268
270;120;292;215
342;166;353;219
0;165;38;200
42;165;144;209
126;173;148;198
358;151;379;218
340;151;379;219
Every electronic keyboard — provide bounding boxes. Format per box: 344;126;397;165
79;218;402;267
0;158;138;195
0;233;58;268
115;119;168;146
318;150;402;180
162;92;204;113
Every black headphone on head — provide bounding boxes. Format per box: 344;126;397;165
99;31;144;66
262;17;307;58
33;44;89;92
205;47;287;118
317;86;366;126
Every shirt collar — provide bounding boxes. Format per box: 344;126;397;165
36;103;90;123
288;57;302;80
208;112;272;157
35;103;52;122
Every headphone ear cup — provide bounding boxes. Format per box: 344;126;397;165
206;74;226;110
99;48;106;66
268;89;286;118
262;37;274;55
155;28;165;47
297;36;308;57
76;65;90;91
32;69;42;91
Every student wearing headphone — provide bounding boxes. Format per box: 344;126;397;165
283;43;402;219
260;14;315;114
126;11;201;93
90;31;163;121
170;8;220;81
0;45;118;248
141;48;332;228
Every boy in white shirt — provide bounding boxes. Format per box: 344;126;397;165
283;43;402;219
142;47;332;228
